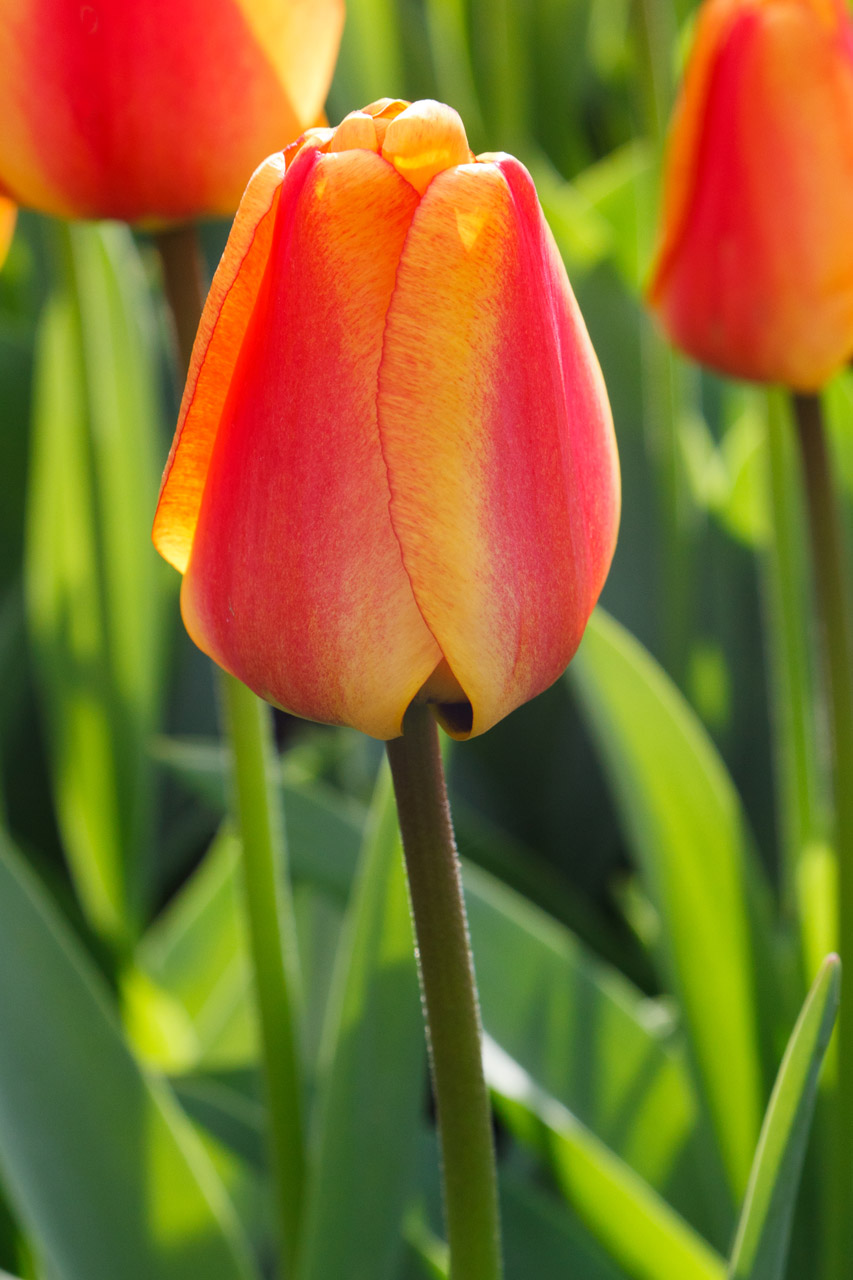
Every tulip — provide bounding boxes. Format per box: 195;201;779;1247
647;0;853;390
0;0;344;223
153;99;620;740
0;197;14;268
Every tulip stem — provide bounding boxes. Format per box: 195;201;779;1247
791;391;853;1280
154;223;206;375
386;704;502;1280
222;672;305;1276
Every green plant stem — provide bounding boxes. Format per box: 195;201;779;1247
791;392;853;1280
763;391;826;918
154;223;205;375
155;226;305;1275
386;704;501;1280
222;672;305;1274
633;0;696;684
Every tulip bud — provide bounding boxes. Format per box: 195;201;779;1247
0;0;344;223
648;0;853;390
153;100;620;740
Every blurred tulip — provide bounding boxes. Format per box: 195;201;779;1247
648;0;853;389
0;197;14;267
153;99;620;740
0;0;344;222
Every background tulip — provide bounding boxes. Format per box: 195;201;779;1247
647;0;853;389
153;99;620;741
0;0;344;222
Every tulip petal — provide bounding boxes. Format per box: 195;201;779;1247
377;156;619;738
381;100;472;195
0;0;343;220
180;147;444;740
153;152;287;574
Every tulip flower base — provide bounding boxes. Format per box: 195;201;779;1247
791;392;853;1280
386;702;502;1280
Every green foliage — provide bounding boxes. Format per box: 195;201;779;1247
0;830;255;1280
728;957;841;1280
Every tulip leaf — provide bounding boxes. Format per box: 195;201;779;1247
728;955;841;1280
138;763;367;1070
486;1038;726;1280
26;221;168;947
569;608;769;1202
151;735;364;901
296;762;425;1280
499;1172;630;1280
0;829;257;1280
148;739;729;1236
465;862;729;1229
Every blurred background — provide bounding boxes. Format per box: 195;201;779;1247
0;0;847;1277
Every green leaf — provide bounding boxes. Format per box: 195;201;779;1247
500;1173;627;1280
465;862;699;1193
570;609;768;1201
140;827;256;1067
487;1039;726;1280
296;762;425;1280
0;830;256;1280
728;955;841;1280
26;222;168;946
151;736;363;900
138;755;367;1070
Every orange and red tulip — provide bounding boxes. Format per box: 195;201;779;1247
153;100;620;740
648;0;853;390
0;0;344;222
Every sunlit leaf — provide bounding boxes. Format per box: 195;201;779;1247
728;956;840;1280
296;763;424;1279
570;609;770;1201
487;1039;726;1280
26;222;168;946
0;831;256;1280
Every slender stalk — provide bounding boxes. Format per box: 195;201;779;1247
155;226;305;1274
791;392;853;1280
154;223;205;374
222;673;305;1273
386;704;501;1280
763;391;827;918
633;0;697;683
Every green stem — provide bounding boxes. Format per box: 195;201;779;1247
154;226;305;1274
633;0;696;684
763;391;826;919
222;673;305;1274
791;392;853;1280
386;704;501;1280
154;223;206;375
